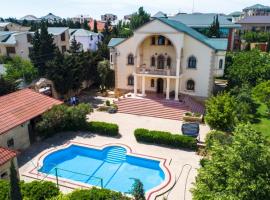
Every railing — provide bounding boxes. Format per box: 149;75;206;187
136;67;176;76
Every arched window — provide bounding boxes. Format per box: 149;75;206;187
151;79;155;87
167;57;171;68
187;56;197;69
151;56;156;67
157;55;165;69
128;75;134;86
219;59;223;69
186;80;195;91
158;35;165;45
127;54;134;65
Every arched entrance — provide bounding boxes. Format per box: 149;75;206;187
157;78;164;94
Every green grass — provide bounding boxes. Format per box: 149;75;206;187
251;103;270;139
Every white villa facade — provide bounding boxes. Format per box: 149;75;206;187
109;17;227;100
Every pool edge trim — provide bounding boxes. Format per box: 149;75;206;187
29;141;172;200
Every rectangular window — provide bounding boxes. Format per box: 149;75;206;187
151;36;156;45
61;46;67;53
27;34;32;43
110;54;113;62
61;32;66;41
6;47;16;55
7;138;14;148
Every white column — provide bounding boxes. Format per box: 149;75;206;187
175;78;179;101
142;76;146;96
166;78;170;100
176;58;181;76
134;75;137;95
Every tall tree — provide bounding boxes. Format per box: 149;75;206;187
97;60;110;91
9;160;22;200
129;7;150;31
252;80;270;113
192;124;270;200
30;20;56;76
69;36;81;53
130;179;145;200
93;20;98;33
83;20;90;30
208;15;220;38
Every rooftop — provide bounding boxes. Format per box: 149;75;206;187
0;22;10;27
243;4;270;11
0;147;17;166
69;28;98;37
0;89;62;135
20;15;39;21
168;13;240;28
237;16;270;24
47;27;69;35
40;13;62;21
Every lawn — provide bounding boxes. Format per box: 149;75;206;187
252;103;270;139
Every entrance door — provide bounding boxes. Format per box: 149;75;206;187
157;78;164;93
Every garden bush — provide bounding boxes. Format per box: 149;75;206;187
68;188;130;200
88;121;119;136
0;180;9;200
134;128;197;150
21;181;59;200
36;103;92;137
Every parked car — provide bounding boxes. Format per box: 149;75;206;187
181;122;200;139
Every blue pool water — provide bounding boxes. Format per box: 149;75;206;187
39;145;165;193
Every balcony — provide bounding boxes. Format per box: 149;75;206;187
135;67;176;76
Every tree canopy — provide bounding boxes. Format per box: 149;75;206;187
252;80;270;113
192;124;270;200
0;76;18;96
129;7;150;31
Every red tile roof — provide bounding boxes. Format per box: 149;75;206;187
0;89;62;135
0;147;17;166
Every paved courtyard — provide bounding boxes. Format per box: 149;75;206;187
19;111;210;200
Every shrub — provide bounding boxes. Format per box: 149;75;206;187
105;100;111;106
68;188;130;200
134;129;197;150
36;103;92;137
0;180;9;200
205;130;232;154
97;105;110;112
21;181;59;200
88;121;119;136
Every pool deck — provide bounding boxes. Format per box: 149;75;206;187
19;111;208;200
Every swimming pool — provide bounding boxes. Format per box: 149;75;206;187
39;144;166;193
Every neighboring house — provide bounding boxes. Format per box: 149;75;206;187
40;13;62;23
237;16;270;32
0;89;62;151
101;13;117;22
0;31;33;59
47;27;70;53
69;29;102;51
166;13;240;50
0;147;18;180
243;4;270;17
88;19;106;32
20;15;40;22
71;15;91;23
227;11;243;23
0;22;30;32
108;17;227;101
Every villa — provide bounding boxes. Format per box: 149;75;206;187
109;17;227;101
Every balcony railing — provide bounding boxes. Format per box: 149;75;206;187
136;67;176;76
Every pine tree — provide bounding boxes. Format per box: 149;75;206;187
208;15;220;38
69;36;81;53
93;20;98;33
83;20;90;30
130;179;145;200
9;160;22;200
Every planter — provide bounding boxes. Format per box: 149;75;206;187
183;114;203;123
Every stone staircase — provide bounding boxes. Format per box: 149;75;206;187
115;98;191;121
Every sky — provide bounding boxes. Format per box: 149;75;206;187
1;0;270;19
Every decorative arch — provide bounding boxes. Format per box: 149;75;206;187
127;53;134;65
186;79;195;91
127;75;134;86
187;56;197;69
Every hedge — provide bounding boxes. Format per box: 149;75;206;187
134;128;197;150
88;121;119;136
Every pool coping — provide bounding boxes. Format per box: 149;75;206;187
24;141;173;200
